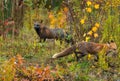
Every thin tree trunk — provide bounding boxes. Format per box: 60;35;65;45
12;0;15;40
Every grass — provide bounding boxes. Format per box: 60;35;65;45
0;27;120;81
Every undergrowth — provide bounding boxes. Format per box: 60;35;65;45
0;27;120;81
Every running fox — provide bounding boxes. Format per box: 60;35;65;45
52;41;117;61
34;21;74;44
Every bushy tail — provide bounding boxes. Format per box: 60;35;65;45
52;45;76;59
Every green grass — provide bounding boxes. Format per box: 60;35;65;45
0;27;120;81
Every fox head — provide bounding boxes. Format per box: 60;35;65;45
107;40;117;55
34;20;44;29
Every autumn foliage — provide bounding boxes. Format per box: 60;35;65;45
0;0;120;81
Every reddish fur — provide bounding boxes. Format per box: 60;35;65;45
52;41;117;61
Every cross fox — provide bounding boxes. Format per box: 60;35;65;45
34;21;74;44
52;41;117;61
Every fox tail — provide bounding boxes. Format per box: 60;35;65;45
52;45;76;59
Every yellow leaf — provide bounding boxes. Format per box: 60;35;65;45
63;7;69;13
95;23;100;28
80;19;85;24
86;7;92;13
49;13;54;19
33;40;37;47
58;11;63;17
94;4;99;9
88;54;92;60
50;19;56;25
50;25;54;28
85;36;90;42
92;27;98;32
87;31;93;36
83;33;86;37
94;33;98;38
87;1;92;6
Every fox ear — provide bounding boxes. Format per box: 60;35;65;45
110;40;114;43
108;41;110;44
40;20;43;23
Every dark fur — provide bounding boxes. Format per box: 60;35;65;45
34;22;74;44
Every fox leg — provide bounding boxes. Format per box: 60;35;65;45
74;51;87;61
39;38;46;42
74;51;79;61
94;54;99;61
43;38;46;42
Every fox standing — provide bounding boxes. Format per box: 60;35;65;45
52;41;117;61
34;20;74;44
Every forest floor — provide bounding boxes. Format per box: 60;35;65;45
0;28;120;81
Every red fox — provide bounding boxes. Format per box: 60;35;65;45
34;20;74;44
52;40;117;61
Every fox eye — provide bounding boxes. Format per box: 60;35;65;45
111;48;117;50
